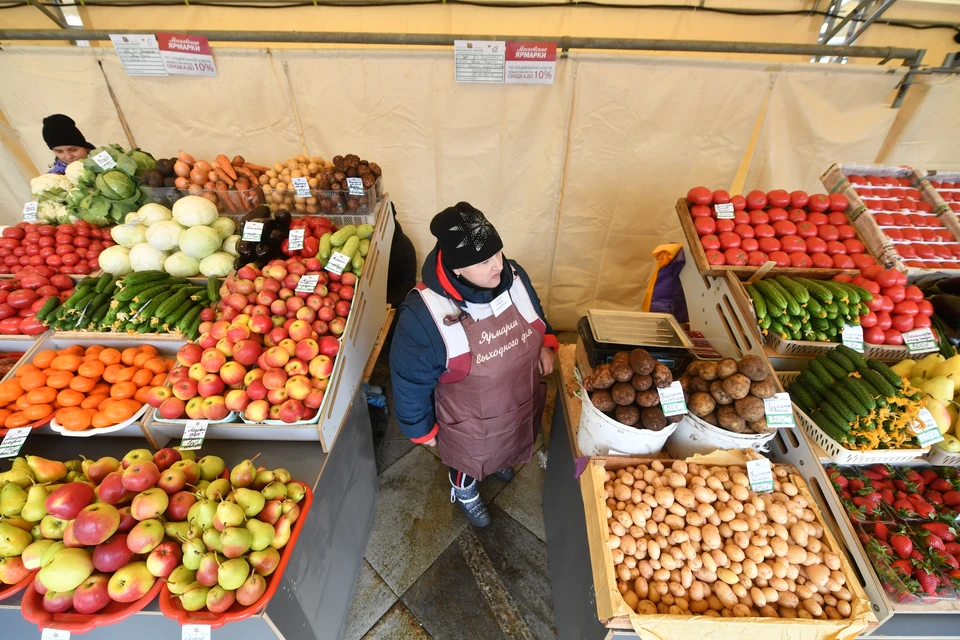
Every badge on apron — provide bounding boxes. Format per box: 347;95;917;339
490;291;513;317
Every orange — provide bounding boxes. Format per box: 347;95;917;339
90;382;111;396
19;371;47;391
0;409;11;425
132;369;154;388
15;363;40;378
15;395;32;411
56;389;85;407
104;399;140;423
25;387;57;405
5;411;29;428
69;376;96;394
23;404;53;422
121;348;139;366
103;364;123;384
0;380;23;404
98;348;121;365
110;381;137;400
58;407;93;431
45;371;74;390
139;345;158;356
133;352;153;368
60;345;85;357
78;360;105;379
150;373;167;387
85;345;104;357
144;358;167;375
115;367;138;383
98;397;117;411
32;350;58;369
134;386;151;404
50;355;82;372
91;411;113;429
81;394;108;410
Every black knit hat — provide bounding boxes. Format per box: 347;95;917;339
42;114;93;150
430;202;503;270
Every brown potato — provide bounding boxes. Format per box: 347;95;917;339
710;380;734;405
630;349;656;375
702;411;719;426
636;389;661;408
690;377;711;394
698;361;719;381
718;406;751;433
612;361;635;383
717;359;739;379
632;374;653;392
738;355;769;382
667;414;683;424
612;352;631;367
722;374;752;400
749;378;778;400
734;396;766;422
678;375;692;394
612;382;637;406
589;364;615;390
685;361;704;378
616;405;641;426
652;363;673;389
591;390;616;412
641;407;668;431
748;417;774;434
689;392;716;418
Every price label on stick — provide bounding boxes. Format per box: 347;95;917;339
346;177;365;196
714;203;735;219
0;426;30;458
180;420;208;451
42;629;70;640
325;251;351;276
763;393;796;428
291;177;311;198
657;381;688;417
295;274;319;293
23;201;38;222
242;221;263;242
913;408;945;447
746;458;774;494
92;151;117;170
288;228;305;251
182;625;210;640
903;328;938;355
841;325;864;353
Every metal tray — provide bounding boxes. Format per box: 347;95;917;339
585;310;693;349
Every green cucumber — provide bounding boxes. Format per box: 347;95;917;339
827;349;856;373
775;276;810;305
866;359;904;389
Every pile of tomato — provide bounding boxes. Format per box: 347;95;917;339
0;221;113;275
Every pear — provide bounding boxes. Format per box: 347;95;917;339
189;500;217;531
0;483;27;517
39;541;66;568
252;468;275;491
179;582;210;611
64;460;83;474
202;528;224;553
890;359;916;379
196;455;224;481
248;548;280;576
245;519;274;552
219;527;252;559
261;482;287;501
21;539;57;570
196;552;221;587
930;355;960;382
0;469;34;489
280;500;300;522
0;520;33;557
229;457;258;489
176;447;197;462
233;488;265;517
939;434;960;453
206;584;237;613
213;501;245;532
914;353;946;380
3;516;33;532
920;377;955;403
26;456;67;483
182;538;206;571
273;468;291;484
286;482;305;504
165;521;201;542
205;478;233;502
195;480;211;495
166;565;197;595
11;457;29;473
236;572;266;606
925;398;954;435
270;515;293;550
217;557;249;590
21;484;48;523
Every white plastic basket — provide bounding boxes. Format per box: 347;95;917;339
576;386;678;457
765;332;908;361
794;406;928;464
926;443;960;466
666;413;776;460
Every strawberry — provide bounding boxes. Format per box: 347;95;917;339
890;533;914;560
902;469;925;485
880;488;896;504
874;522;891;541
944;541;960;557
891;559;913;576
920;469;939;485
849;478;866;493
922;521;957;542
914;565;941;595
930;478;953;493
936;551;960;570
925;490;944;506
858;490;883;503
944;491;960;507
868;464;892;478
911;549;924;561
915;502;937;519
922;531;946;551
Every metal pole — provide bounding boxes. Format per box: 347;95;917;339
841;0;898;45
0;29;923;61
819;0;874;44
23;0;68;29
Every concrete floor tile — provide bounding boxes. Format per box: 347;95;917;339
378;438;416;474
344;561;398;640
494;453;546;542
365;446;468;595
361;602;433;640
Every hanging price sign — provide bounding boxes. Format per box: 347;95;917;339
746;458;774;493
288;228;305;251
93;151;117;170
325;252;351;275
763;393;795;428
0;427;31;458
714;203;735;219
242;221;263;242
841;326;864;353
656;381;688;417
295;274;319;293
292;177;311;198
180;420;208;451
903;328;938;355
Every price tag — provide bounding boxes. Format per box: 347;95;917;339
346;177;365;196
23;201;38;222
763;393;796;428
295;274;319;293
42;630;70;640
913;408;945;447
714;203;735;219
841;325;864;353
288;228;305;251
325;251;351;275
746;458;774;494
490;291;513;317
181;625;210;640
291;177;311;198
656;381;688;417
903;328;938;355
180;420;208;451
0;426;31;458
92;151;117;170
242;221;263;242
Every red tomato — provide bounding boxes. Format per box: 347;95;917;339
873;212;894;226
758;237;781;253
917;299;934;317
875;311;892;331
832;254;855;269
712;190;731;205
843;239;866;255
694;218;716;236
746;251;769;266
836;225;856;240
811;253;834;268
716;219;735;233
749;210;770;225
912;314;931;329
687;186;712;205
730;195;747;211
0;303;14;319
806;194;830;212
780;235;806;254
787;209;807;223
789;252;812;268
805;237;828;254
795;221;818;238
690;204;712;218
701;235;721;251
719;232;742;250
817;225;840;241
905;188;921;199
745;190;767;210
934;245;952;259
733;211;750;225
922;230;939;244
767;207;789;223
874;269;899;288
884;329;904;345
883;285;905;303
917;201;933;213
768;251;790;267
723;248;748;266
773;221;797;238
828;193;848;211
891;213;910;226
881;296;895;313
893;300;918;317
907;214;927;227
754;224;776;239
853;276;881;294
807;213;828;226
897;245;917;258
741;238;759;252
860;310;878;328
767;190;790;208
914;244;935;259
825;241;847;256
789;191;809;208
874;188;890;198
848;175;867;185
834;274;854;283
900;199;917;212
904;260;925;268
826;212;848;226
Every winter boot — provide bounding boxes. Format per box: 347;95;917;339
492;467;515;482
450;471;491;527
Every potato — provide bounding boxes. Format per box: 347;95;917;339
721;374;752;400
689;376;711;394
612;360;635;383
591;390;616;412
630;349;656;375
689;392;716;418
636;389;661;408
718;406;751;433
748;417;774;435
702;411;719;426
698;361;719;381
632;374;653;392
615;405;641;426
588;364;615;390
749;377;778;400
641;407;668;431
717;359;739;379
611;382;637;406
710;380;734;405
734;396;765;422
737;355;768;382
652;363;673;389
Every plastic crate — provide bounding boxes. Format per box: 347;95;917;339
21;574;163;633
0;569;35;603
765;332;909;361
263;177;382;218
794;405;928;464
141;186;265;217
926;443;960;466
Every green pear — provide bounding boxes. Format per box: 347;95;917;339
166;565;197;595
0;520;33;557
914;353;946;380
189;500;217;531
272;468;291;484
280;500;300;522
64;460;83;474
252;468;275;491
38;547;93;592
179;582;210;611
229;458;257;488
939;434;960;453
0;469;35;489
196;455;224;481
39;541;66;567
931;355;960;383
213;501;245;531
21;539;58;570
21;484;48;523
194;480;211;494
233;488;265;517
236;572;266;607
176;448;198;462
205;478;232;502
286;482;305;504
182;538;206;571
921;377;955;403
26;456;67;483
245;519;274;552
270;515;293;549
219;527;252;558
217;557;249;590
11;457;29;473
165;521;201;542
30;525;41;542
891;359;916;379
202;528;224;553
261;482;287;501
0;483;27;517
64;471;83;483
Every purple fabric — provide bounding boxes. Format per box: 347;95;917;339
650;248;688;323
574;456;589;478
48;158;67;175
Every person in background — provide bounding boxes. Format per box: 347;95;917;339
389;202;558;527
42;114;94;174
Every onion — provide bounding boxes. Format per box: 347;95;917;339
188;183;203;196
190;167;208;185
178;151;196;165
174;161;192;178
196;160;212;174
174;176;190;189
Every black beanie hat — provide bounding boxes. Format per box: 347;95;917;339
430;202;503;270
42;114;93;150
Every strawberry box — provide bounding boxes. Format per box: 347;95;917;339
880;465;960;523
857;523;958;605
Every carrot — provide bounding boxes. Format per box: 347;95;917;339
216;154;238;181
216;182;238;214
231;155;245;167
235;177;251;191
235;165;259;185
244;163;270;173
214;166;235;187
208;170;218;182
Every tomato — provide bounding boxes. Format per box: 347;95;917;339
701;235;721;251
900;199;917;212
754;224;776;239
749;210;770;225
884;200;901;211
922;230;940;244
302;236;320;259
730;195;747;211
890;213;909;226
723;248;748;265
852;276;881;294
917;299;934;317
768;251;790;267
873;212;894;226
811;253;834;268
767;190;790;208
746;251;769;266
789;190;809;208
872;269;897;288
694;217;716;236
690;204;712;218
55;245;75;256
6;290;38;310
0;303;14;320
805;238;828;254
881;296;895;313
780;235;806;254
912;314;932;329
795;221;818;238
904;260;925;268
705;250;725;265
733;211;750;225
758;237;781;253
883;285;905;303
914;244;935;259
718;232;741;250
712;190;731;205
893;300;918;317
905;188;921;199
806;194;830;212
832;254;855;269
884;329;904;345
907;213;927;227
860;310;878;328
817;224;839;242
826;212;848;226
825;241;847;256
741;238;759;252
687;186;712;205
874;187;890;198
836;225;856;241
917;201;933;213
787;208;807;223
0;317;21;335
827;193;848;212
772;221;797;238
716;219;735;233
788;252;812;267
47;255;62;268
934;245;952;259
745;190;767;210
848;175;867;185
843;239;866;255
875;311;892;331
767;207;788;223
897;245;916;258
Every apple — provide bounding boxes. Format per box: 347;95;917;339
266;387;289;405
173;378;199;401
226;322;251;343
244;400;271;423
335;300;351;318
146;541;182;578
318;306;335;322
288;319;311;341
225;389;251;412
238;265;258;280
262;369;288;391
167;365;189;385
63;521;84;548
158;397;186;420
231;339;262;366
197;373;226;398
246;378;268;401
157;467;187;495
188;362;206;382
144;386;171;408
318;336;340;357
108;561;156;603
126;519;165;554
263;346;289;368
43;589;75;613
249;314;273;334
285;375;311;401
73;503;121;546
295;306;316;323
170;459;201;485
309;355;334;379
116;507;136;533
177;343;204;367
153;447;182;472
210;320;230;340
294;338;319;361
96;471;131;505
268;327;288;344
269;405;283;420
306;294;323;311
73;572;112;614
278;338;297;357
85;456;120;485
329;317;346;335
197;332;217;349
304;389;325;409
121;461;160;493
284;358;308;377
201;396;230;421
339;286;354;301
46;482;95;520
167;491;198;521
202;348;228;373
278;399;305;424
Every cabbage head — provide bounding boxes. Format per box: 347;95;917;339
95;170;137;200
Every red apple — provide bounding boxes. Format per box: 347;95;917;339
176;343;204;367
153;447;182;472
121;461;160;492
73;573;112;614
166;491;197;522
46;482;95;520
92;533;135;573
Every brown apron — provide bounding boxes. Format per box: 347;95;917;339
433;297;546;480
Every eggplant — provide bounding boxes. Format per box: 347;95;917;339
255;242;274;260
242;204;270;224
273;210;292;227
236;240;256;258
930;294;960;326
937;277;960;295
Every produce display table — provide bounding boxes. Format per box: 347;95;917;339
0;382;377;640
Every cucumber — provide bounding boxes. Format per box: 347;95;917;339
358;238;371;258
842;377;877;411
745;284;767;319
845;283;873;302
94;273;115;294
789;382;817;413
768;280;802;317
330;225;357;247
77;276;100;289
792;378;823;402
356;224;374;240
797;278;834;304
759;314;771;331
813;408;852;442
35;297;60;322
800;368;829;397
122;271;169;287
340;235;360;260
128;282;170;304
754;281;787;312
65;286;93;309
866;359;904;389
808;360;837;386
68;290;96;312
815;355;848;381
319;233;332;259
117;277;172;302
820;281;851;304
833;385;869;417
775;276;810;305
207;277;220;303
156;286;203;319
185;313;203;340
824;392;857;423
827;349;856;373
806;296;827;319
176;305;203;334
861;369;897;398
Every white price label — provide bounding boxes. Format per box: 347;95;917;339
325;251;351;275
23;201;38;222
0;426;30;458
714;203;735;219
903;328;938;355
242;221;264;242
913;408;945;447
763;393;795;428
42;630;70;640
656;381;688;417
181;625;210;640
490;291;513;317
295;274;319;293
746;459;774;493
346;177;365;196
841;326;864;353
92;151;117;170
288;228;305;251
180;420;208;451
291;177;311;198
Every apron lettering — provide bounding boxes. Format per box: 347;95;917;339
475;328;534;363
478;319;520;345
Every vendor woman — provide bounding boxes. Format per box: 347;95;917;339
389;202;558;527
43;114;94;174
